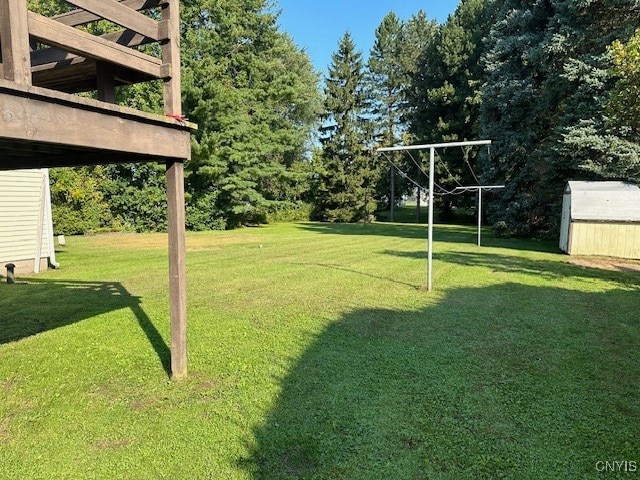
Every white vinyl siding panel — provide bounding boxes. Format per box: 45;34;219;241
0;169;51;264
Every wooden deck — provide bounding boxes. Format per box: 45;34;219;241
0;0;192;379
0;79;193;170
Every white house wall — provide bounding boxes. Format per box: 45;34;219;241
0;169;52;271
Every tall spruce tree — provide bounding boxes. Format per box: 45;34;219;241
552;1;640;190
480;0;640;236
315;33;377;222
398;11;439;220
409;0;498;220
367;12;407;220
181;0;321;229
479;0;556;235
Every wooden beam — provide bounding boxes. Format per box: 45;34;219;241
31;60;156;93
27;11;168;80
63;0;161;41
31;29;155;68
161;0;181;115
31;57;98;92
0;82;192;160
0;0;32;84
166;159;188;379
96;62;115;103
52;0;163;28
0;151;175;170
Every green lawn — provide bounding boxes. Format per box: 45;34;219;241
1;222;638;479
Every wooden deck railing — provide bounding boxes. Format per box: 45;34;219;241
0;0;181;114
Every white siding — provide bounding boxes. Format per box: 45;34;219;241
0;169;52;264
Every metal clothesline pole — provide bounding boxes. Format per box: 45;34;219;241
377;140;495;292
427;147;435;292
377;140;492;153
478;187;482;247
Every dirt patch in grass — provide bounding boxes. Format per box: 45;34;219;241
129;397;157;411
570;257;640;273
0;378;18;392
0;419;10;441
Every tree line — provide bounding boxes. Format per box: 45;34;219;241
36;0;640;237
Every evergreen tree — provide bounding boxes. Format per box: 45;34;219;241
480;0;640;235
400;11;439;221
557;3;640;187
410;0;498;220
367;12;407;219
479;0;553;235
181;0;321;229
315;33;377;222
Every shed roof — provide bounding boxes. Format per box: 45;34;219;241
566;181;640;222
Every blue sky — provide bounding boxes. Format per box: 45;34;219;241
274;0;460;75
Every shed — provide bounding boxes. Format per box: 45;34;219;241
559;181;640;259
0;169;57;274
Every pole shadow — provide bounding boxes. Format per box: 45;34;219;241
0;279;170;376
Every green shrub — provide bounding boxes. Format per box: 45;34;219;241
492;220;510;238
265;202;313;223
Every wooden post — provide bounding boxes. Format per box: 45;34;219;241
96;61;116;103
162;0;187;379
0;0;32;84
166;159;187;379
161;0;181;115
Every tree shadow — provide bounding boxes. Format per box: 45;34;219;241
0;279;170;376
241;281;640;479
297;222;558;253
382;249;640;291
437;250;639;288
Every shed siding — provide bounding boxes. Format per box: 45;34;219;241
0;169;51;264
568;221;640;259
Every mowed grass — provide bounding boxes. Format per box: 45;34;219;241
0;222;639;479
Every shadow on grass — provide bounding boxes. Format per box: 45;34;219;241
286;262;420;289
384;249;640;288
242;281;640;479
0;279;170;376
298;222;558;254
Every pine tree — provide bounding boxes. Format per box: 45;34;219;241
181;0;321;229
367;13;407;220
409;0;498;220
479;0;556;235
480;0;640;235
555;2;640;187
315;33;377;222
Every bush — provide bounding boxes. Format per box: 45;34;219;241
265;202;313;223
492;220;510;238
50;167;113;235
